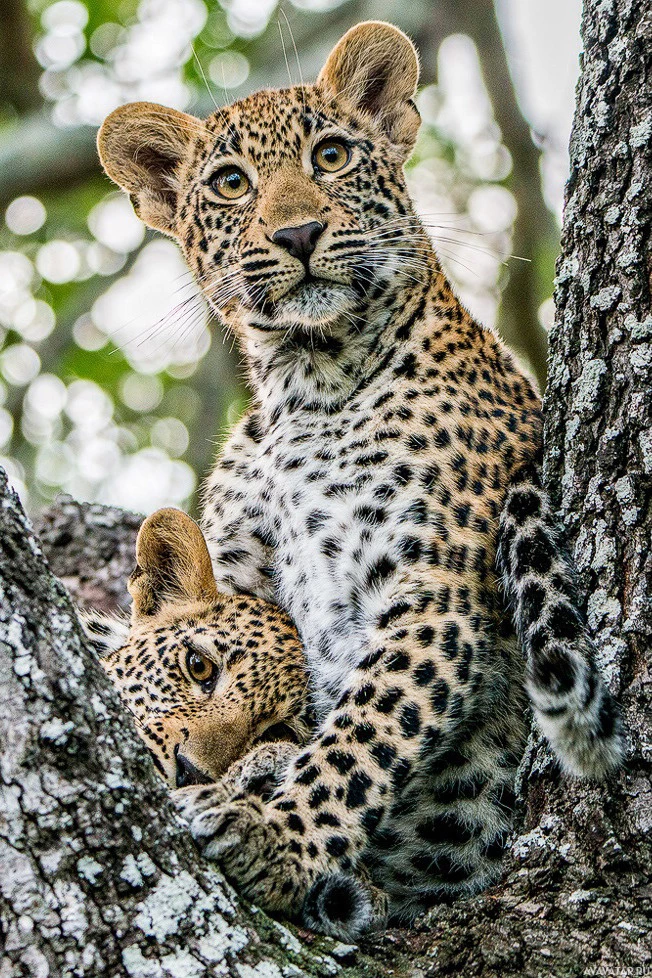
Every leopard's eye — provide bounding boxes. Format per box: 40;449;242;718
210;166;250;200
313;139;350;174
186;647;217;688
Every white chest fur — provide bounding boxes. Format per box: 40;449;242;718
249;399;424;718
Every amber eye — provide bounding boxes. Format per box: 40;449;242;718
313;139;350;173
210;166;250;200
186;647;217;689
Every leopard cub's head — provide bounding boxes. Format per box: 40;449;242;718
97;21;425;338
86;508;310;788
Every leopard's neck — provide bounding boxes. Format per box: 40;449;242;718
236;249;454;421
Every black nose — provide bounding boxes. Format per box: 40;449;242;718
175;747;210;788
272;221;324;263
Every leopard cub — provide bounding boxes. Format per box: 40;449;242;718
82;508;312;790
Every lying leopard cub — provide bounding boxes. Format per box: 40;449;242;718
83;507;312;792
86;506;526;935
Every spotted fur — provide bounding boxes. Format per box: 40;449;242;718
97;21;625;937
497;465;624;778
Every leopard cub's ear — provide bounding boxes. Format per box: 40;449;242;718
129;508;218;618
97;102;203;236
317;21;420;154
78;607;130;658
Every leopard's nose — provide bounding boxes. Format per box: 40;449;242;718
272;221;325;262
175;746;210;788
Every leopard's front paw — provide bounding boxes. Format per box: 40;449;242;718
174;782;236;822
236;740;297;799
191;795;266;861
173;741;296;823
187;795;314;914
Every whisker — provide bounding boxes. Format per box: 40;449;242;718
361;223;530;266
277;16;294;88
146;292;211;356
191;43;219;113
133;295;206;352
280;7;305;109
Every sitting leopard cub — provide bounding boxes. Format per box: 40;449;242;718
85;506;527;935
97;19;625;940
83;507;312;792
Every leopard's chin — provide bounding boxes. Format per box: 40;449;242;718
273;279;359;328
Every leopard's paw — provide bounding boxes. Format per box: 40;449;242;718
235;740;297;799
173;782;235;823
187;795;312;914
172;741;295;822
191;795;267;862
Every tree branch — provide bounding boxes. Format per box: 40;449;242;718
0;0;41;116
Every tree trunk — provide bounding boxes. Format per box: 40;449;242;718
417;0;555;391
1;0;650;975
386;0;652;972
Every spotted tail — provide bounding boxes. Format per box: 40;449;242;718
496;466;625;778
302;872;387;940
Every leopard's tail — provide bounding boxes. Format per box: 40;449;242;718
302;872;386;939
496;465;625;778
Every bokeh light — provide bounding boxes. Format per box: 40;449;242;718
91;239;210;373
5;198;48;236
1;345;41;387
36;240;81;283
87;195;146;253
209;51;250;88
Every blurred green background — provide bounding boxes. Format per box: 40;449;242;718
0;0;580;514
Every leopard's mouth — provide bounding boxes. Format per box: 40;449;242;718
273;277;359;327
240;271;359;331
280;272;339;303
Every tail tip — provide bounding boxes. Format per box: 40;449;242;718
539;691;627;779
302;872;378;939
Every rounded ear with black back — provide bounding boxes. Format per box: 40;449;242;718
97;102;203;236
128;508;218;618
317;21;421;155
78;607;130;658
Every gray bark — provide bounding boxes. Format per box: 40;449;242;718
392;0;652;972
1;0;651;974
33;496;141;616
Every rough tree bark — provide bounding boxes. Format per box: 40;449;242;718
396;0;652;972
1;0;651;975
